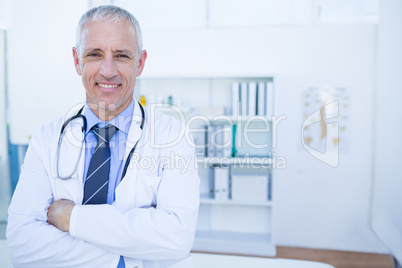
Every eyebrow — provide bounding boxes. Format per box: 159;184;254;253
84;48;133;55
84;48;102;54
115;50;133;55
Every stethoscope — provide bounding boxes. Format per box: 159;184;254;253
55;102;145;180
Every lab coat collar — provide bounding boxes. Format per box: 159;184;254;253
63;99;143;162
124;98;144;161
83;100;134;135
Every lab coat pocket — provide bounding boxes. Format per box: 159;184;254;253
51;175;83;205
136;174;161;209
115;167;138;212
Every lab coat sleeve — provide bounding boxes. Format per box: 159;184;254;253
69;119;200;261
6;124;119;268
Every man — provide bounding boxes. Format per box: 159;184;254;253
7;5;200;268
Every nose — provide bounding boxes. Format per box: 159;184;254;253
99;56;118;78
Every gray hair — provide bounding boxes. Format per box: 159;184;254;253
76;5;143;57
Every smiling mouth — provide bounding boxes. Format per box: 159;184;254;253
97;83;121;88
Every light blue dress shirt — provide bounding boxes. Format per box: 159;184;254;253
83;100;134;268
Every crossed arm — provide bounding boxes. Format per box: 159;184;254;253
7;125;200;267
47;199;75;232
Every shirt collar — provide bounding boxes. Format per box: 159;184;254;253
84;100;134;135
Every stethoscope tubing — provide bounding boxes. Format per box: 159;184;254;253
55;102;145;181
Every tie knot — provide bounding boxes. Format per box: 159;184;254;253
92;124;118;143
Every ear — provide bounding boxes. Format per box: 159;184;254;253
136;50;147;77
72;47;82;76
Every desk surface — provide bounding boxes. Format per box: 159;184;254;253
0;240;334;268
192;253;335;268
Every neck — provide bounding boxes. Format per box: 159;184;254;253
87;100;132;121
88;105;114;121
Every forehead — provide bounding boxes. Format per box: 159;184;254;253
81;19;137;52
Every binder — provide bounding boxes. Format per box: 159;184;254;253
208;124;232;158
240;82;248;116
214;125;223;158
231;175;268;202
257;82;265;116
214;167;229;200
192;125;208;157
265;81;274;118
222;125;232;158
206;126;215;157
231;82;240;116
248;82;257;116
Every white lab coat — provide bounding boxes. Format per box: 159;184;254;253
7;100;200;268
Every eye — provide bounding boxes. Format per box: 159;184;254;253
87;53;100;58
118;54;129;59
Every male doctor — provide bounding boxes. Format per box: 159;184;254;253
7;5;200;268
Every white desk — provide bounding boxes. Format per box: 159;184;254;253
192;253;335;268
1;241;335;268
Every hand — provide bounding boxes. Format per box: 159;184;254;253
47;199;75;232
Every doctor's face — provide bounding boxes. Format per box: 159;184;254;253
73;19;147;119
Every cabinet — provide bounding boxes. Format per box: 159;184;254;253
195;157;274;255
136;76;275;256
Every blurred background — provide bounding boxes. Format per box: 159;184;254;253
0;0;401;267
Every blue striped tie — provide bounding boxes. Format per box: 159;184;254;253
83;124;118;205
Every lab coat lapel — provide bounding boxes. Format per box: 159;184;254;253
115;100;143;210
124;100;143;160
52;103;86;204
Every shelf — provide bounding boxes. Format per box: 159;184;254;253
192;230;276;256
200;198;272;207
227;115;272;122
197;157;272;166
140;76;276;256
205;115;272;122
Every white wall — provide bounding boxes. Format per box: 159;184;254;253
371;0;402;263
115;0;379;29
111;1;385;253
119;1;386;253
7;0;88;144
137;25;387;253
